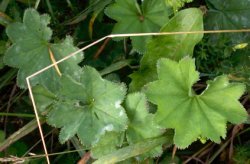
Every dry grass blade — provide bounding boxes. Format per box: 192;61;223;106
48;47;62;76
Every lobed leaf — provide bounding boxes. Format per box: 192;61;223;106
144;57;248;148
4;9;83;90
205;0;250;90
47;66;128;146
205;0;250;44
105;0;169;53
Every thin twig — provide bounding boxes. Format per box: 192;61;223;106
48;47;62;76
208;139;231;163
93;37;111;59
22;130;54;157
26;79;50;164
27;29;250;80
229;124;244;163
183;142;213;164
172;145;177;162
77;151;91;164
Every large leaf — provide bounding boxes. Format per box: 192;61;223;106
205;0;250;91
47;66;128;146
125;93;163;159
105;0;169;53
4;9;83;90
129;8;203;91
144;57;248;148
205;0;250;43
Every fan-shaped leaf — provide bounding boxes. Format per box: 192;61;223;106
4;9;83;90
205;0;250;48
144;57;247;148
105;0;169;53
47;66;128;146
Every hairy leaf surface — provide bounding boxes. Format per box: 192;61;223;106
47;66;128;146
105;0;169;53
129;8;203;91
125;93;163;158
144;57;248;148
4;9;83;90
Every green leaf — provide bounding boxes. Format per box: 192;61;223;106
33;85;57;113
93;135;173;164
205;0;250;43
129;8;203;91
47;66;128;146
144;57;248;148
91;132;124;159
125;93;163;159
205;0;250;90
4;8;83;90
105;0;169;53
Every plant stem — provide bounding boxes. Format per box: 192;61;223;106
0;112;35;118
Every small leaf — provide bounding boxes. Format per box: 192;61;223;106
47;66;128;146
4;9;83;90
129;8;203;91
105;0;169;53
125;93;163;159
144;57;248;148
91;132;124;159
